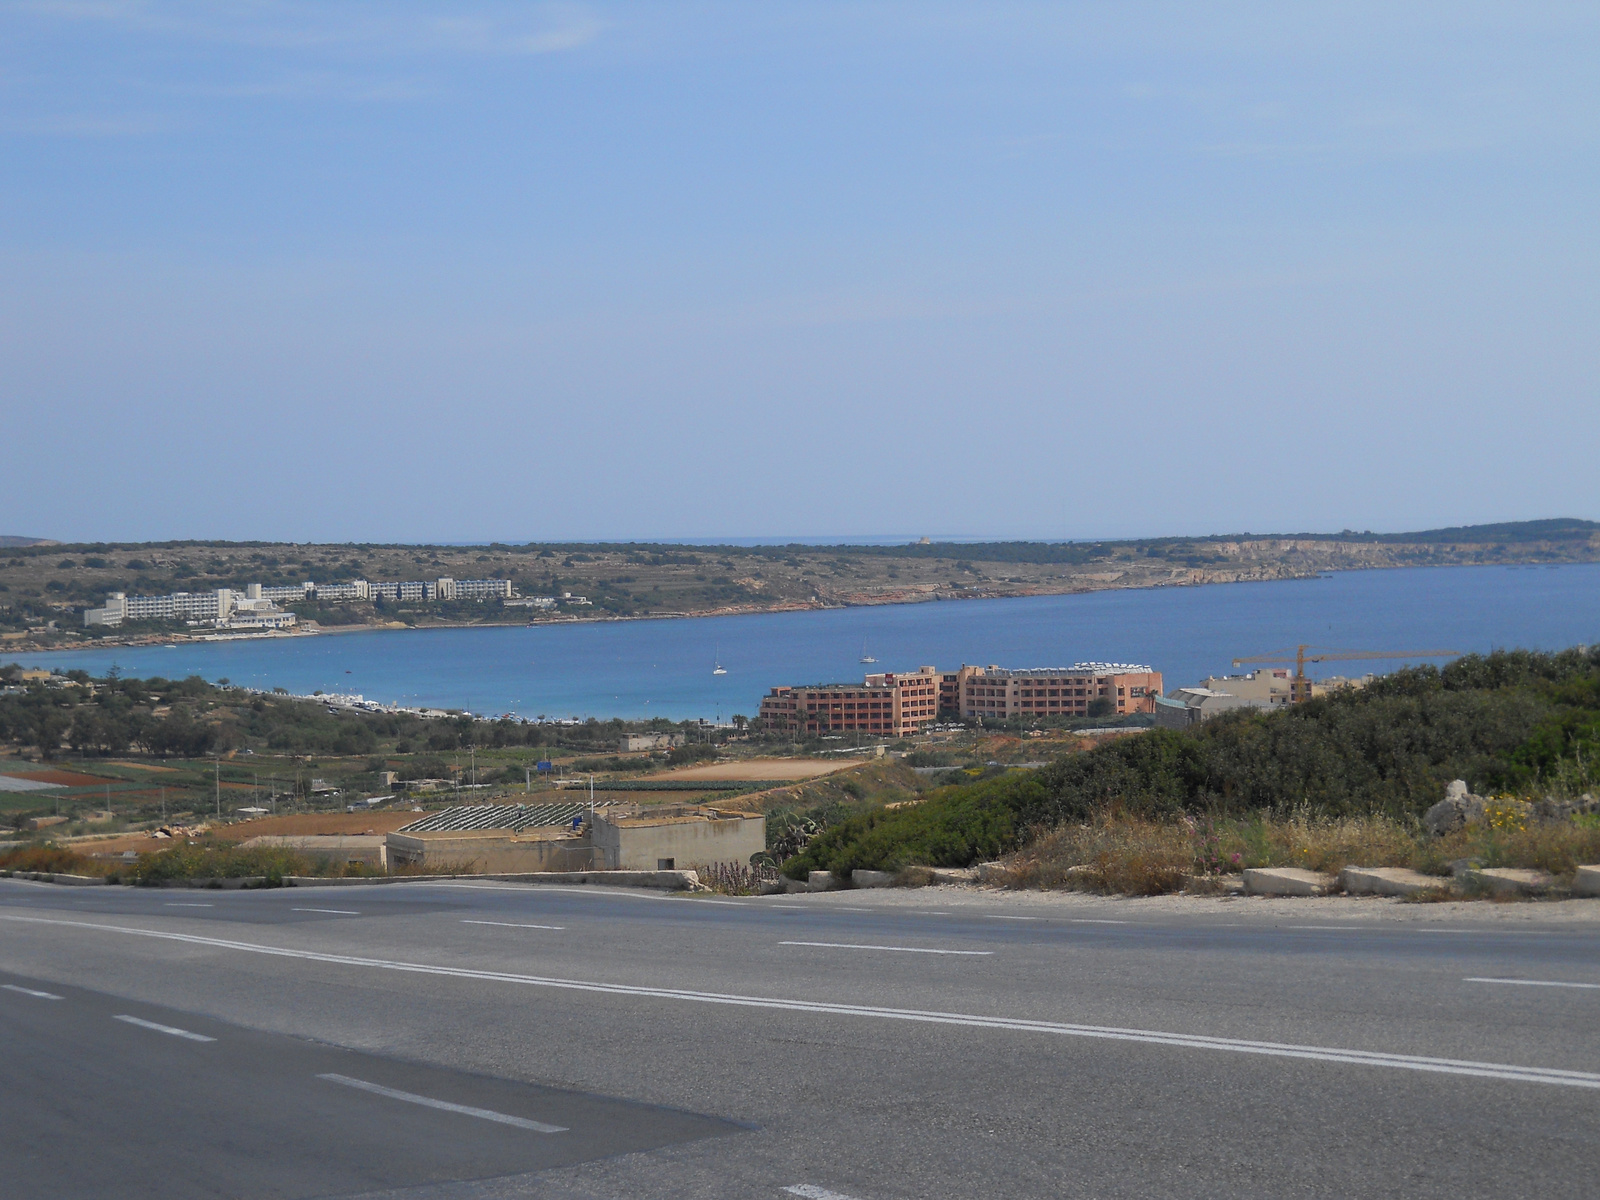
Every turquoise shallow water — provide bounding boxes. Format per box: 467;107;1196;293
19;564;1600;721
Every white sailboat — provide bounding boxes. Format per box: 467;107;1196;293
712;646;727;676
859;640;877;664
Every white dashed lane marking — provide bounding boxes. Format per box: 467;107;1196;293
2;983;62;999
114;1015;216;1042
462;920;565;931
317;1074;567;1132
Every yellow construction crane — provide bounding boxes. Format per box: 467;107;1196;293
1231;645;1460;703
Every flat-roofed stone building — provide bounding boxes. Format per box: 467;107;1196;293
590;807;765;871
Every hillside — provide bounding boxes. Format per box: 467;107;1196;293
783;645;1600;880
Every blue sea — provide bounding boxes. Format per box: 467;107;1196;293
18;564;1599;722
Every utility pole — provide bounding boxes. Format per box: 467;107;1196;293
215;759;220;819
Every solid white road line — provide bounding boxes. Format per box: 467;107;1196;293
768;904;807;910
1070;919;1129;925
166;903;214;908
984;915;1041;921
690;900;748;907
292;908;360;915
1466;977;1600;990
780;941;993;956
2;983;62;999
317;1073;566;1132
11;914;1600;1090
784;1186;866;1200
462;920;565;931
113;1014;216;1042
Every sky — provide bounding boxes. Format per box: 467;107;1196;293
2;2;1597;545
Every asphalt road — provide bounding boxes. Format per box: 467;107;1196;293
2;878;1598;1199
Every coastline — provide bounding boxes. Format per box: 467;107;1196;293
7;567;1325;655
13;562;1600;721
7;554;1595;660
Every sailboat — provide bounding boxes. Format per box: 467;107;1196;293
859;640;877;664
712;646;727;676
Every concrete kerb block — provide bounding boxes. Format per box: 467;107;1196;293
1340;866;1447;898
7;870;106;886
1242;867;1336;897
852;870;896;889
285;875;405;887
1574;865;1600;897
1459;867;1552;897
807;870;838;892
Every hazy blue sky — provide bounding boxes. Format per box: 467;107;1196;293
3;3;1597;544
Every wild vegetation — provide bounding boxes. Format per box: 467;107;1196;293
782;647;1600;885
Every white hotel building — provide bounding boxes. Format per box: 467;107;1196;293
85;576;517;627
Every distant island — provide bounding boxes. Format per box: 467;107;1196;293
2;518;1596;652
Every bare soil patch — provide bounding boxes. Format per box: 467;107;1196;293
0;767;112;787
663;757;856;781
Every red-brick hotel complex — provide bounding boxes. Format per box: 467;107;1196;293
758;663;1163;735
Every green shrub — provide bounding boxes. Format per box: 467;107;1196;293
126;843;315;885
783;773;1042;878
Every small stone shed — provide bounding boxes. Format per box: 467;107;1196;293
590;807;765;871
384;827;592;873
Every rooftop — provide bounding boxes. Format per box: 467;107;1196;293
979;662;1155;678
399;801;621;834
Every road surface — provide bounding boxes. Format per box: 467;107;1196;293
2;878;1597;1198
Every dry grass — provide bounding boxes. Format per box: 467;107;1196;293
994;810;1600;896
0;844;108;876
1001;819;1192;895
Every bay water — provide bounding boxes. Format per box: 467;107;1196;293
20;563;1599;722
